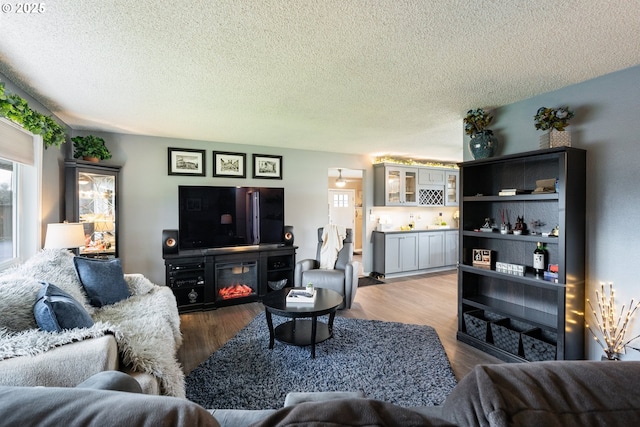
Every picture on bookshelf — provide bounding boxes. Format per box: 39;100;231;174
472;249;493;269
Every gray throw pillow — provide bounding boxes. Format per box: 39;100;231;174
73;257;130;307
34;282;94;332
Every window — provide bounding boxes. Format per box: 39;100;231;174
333;193;349;208
0;118;41;270
0;159;14;264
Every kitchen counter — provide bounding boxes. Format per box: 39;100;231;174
373;227;455;234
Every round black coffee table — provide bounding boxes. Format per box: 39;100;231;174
262;287;343;358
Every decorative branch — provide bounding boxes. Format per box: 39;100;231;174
586;282;640;359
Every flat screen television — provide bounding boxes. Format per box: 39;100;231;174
178;186;285;250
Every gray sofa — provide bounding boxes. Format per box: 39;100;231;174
0;249;184;396
3;361;640;426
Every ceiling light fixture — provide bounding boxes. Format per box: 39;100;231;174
335;169;346;187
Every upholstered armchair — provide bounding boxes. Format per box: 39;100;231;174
294;227;359;309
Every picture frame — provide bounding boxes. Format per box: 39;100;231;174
168;148;206;176
213;151;246;178
472;249;493;269
253;154;283;179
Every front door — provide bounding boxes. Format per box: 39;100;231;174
328;189;355;232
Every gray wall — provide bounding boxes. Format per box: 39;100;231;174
464;65;640;360
73;132;374;285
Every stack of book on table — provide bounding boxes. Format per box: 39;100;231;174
286;288;316;304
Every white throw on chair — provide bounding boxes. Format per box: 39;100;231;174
294;227;359;309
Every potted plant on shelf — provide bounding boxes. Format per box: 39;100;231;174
534;106;575;148
464;108;498;159
71;135;112;162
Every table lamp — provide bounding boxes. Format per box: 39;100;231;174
44;222;86;253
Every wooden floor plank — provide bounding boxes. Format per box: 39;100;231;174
177;271;502;381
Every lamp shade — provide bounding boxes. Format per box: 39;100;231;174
44;223;86;249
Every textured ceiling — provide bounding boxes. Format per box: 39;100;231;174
1;1;639;161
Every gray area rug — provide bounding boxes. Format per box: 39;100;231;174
185;313;457;410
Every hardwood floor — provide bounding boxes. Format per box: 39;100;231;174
177;270;501;381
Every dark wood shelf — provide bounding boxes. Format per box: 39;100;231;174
463;193;559;202
458;265;565;289
461;230;559;244
462;296;558;329
456;331;528;363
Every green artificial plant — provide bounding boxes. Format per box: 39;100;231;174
0;82;66;148
464;108;494;136
534;107;575;132
72;135;112;160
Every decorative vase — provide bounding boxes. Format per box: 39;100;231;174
540;129;571;149
469;131;498;160
602;351;621;361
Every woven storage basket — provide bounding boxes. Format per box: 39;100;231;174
522;329;557;361
490;319;537;356
463;310;506;342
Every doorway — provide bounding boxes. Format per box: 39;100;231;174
328;168;364;275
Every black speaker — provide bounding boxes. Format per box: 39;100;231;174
162;229;179;257
283;225;294;246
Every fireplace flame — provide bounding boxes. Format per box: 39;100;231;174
218;283;253;299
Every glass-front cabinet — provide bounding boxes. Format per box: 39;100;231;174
445;170;459;206
373;164;418;206
65;160;120;258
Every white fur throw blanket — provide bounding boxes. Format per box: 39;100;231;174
0;250;185;397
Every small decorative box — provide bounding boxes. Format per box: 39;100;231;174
496;262;525;276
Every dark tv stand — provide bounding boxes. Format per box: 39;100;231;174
164;244;297;313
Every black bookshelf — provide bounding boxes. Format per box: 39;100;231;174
457;147;586;362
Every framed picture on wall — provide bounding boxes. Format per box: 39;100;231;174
168;148;206;176
213;151;246;178
253;154;282;179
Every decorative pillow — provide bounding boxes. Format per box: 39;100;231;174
73;257;130;307
33;282;94;332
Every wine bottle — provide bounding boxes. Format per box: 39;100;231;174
533;242;547;275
